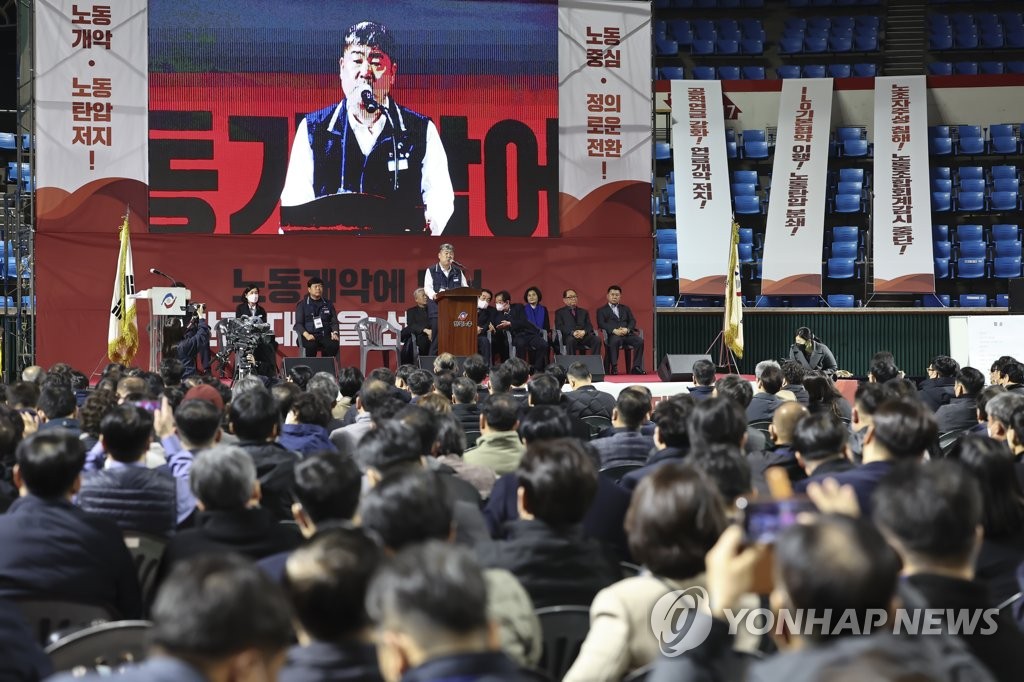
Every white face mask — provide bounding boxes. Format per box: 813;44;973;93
495;302;507;312
247;293;259;304
478;298;489;310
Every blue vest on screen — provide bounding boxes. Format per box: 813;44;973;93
305;99;430;209
429;264;463;292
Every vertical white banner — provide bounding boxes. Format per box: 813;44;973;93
558;0;652;236
671;80;733;294
873;76;935;292
762;79;833;295
35;0;148;194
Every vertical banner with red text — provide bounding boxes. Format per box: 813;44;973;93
35;0;149;232
558;0;652;238
671;80;733;294
872;76;934;292
761;79;833;295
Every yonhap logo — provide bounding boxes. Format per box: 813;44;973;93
650;587;713;656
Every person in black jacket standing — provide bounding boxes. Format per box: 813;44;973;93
294;277;339;358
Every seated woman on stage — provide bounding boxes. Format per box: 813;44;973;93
233;285;278;378
789;326;838;377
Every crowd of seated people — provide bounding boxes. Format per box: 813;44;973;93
7;348;1024;681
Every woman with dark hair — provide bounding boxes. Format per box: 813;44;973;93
563;463;727;682
804;371;852;421
232;285;277;378
788;325;839;376
522;286;549;336
235;285;268;320
956;434;1024;604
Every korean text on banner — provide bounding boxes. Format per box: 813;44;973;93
873;76;934;293
671;80;734;295
558;0;652;236
35;0;148;195
761;79;833;295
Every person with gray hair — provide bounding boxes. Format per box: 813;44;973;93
984;392;1024;442
401;287;433;363
748;360;784;422
230;375;267;400
307;370;343;429
366;541;523;682
156;445;302;584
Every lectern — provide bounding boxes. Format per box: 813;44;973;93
435;287;481;356
130;286;190;371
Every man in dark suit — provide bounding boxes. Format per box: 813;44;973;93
0;431;142;618
451;377;482;433
918;355;959;412
494;290;548;372
400;287;432;363
554;288;597;355
476;288;495;362
595;284;644;374
934;367;985;434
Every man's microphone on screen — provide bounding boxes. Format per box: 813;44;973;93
361;87;380;114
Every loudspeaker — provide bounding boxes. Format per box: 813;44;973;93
554;354;605;382
658;354;713;382
1011;279;1024;313
417;356;468;373
283;356;337;377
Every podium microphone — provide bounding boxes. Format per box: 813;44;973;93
360;88;380;114
452;260;474;288
149;268;178;286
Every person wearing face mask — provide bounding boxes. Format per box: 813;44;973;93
280;21;454;236
788;326;838;377
492;290;548;372
477;288;496;363
235;286;278;378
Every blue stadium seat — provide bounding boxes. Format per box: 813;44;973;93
957;192;985;211
959;166;984;180
930;125;951;139
993;178;1019;193
834;193;862;213
838;168;865;185
934;241;952;259
828;64;852;78
957;224;984;242
956;258;987;279
836;127;863;141
935;257;950;279
738;227;754;244
854;33;878;51
731;182;757;196
744;140;770;159
931;33;954;50
960;178;986;194
980;61;1005;74
955;32;979;50
693;66;717;80
991;191;1019;211
656;229;676;245
655;296;677;307
958;240;987;258
655;142;671;160
843;139;870;157
743;129;766;142
932;191;952;212
994;240;1022;258
658;241;678;260
655;259;675;280
827;258;856;279
718;66;742;80
933;224;949;241
734;195;762;214
954;61;979;75
779;36;804;53
960;294;989;308
732;170;758;185
923;294;951;307
1009;61;1024;73
656;37;679;55
932;178;953;193
726;141;738;159
981;29;1005;49
742;65;766;79
805;35;829;53
957;136;986;155
831;241;858;258
738;243;754;263
833;225;859;242
852;63;877;77
830;34;853;52
776;65;802;79
991;165;1018;180
930;137;953;155
788;296;821;308
802;64;827;78
992;224;1020;241
996;294;1010;308
929;62;954;75
932;167;952;180
837;181;863;196
660;66;686;79
827;294;855;308
691;39;715;55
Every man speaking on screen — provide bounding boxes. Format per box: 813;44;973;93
280;21;455;235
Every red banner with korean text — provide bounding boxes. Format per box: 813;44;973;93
35;233;654;373
558;0;652;238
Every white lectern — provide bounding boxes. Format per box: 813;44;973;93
130;287;191;371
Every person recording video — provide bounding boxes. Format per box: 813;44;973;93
234;286;278;377
788;326;838;376
165;302;211;380
280;20;455;235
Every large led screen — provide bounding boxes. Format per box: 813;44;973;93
148;0;558;237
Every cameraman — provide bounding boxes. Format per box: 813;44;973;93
178;303;212;379
235;286;278;378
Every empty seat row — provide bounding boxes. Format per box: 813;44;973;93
932;165;1020;184
655;18;766;42
929;26;1024;50
776;63;879;78
935;256;1023;278
779;31;879;53
654;0;765;7
932;190;1019;212
934;223;1022;243
929;11;1024;31
920;294;1011;308
929;125;1024;156
787;0;881;6
929;61;1024;75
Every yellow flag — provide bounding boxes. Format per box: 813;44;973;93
107;213;139;364
724;219;744;358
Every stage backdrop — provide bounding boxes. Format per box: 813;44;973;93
34;0;654;373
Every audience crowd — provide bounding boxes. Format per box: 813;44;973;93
4;350;1024;681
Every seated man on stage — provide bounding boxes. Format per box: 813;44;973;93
476;288;495;363
280;21;454;235
493;290;548;373
595;284;645;375
293;277;339;358
400;288;432;363
554;288;597;355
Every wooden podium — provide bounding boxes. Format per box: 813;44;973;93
436;287;481;356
